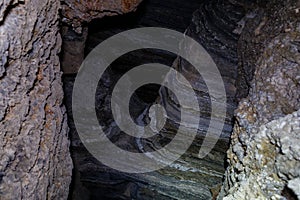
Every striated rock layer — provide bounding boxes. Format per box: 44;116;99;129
0;0;72;199
64;0;251;199
160;0;249;140
219;0;300;199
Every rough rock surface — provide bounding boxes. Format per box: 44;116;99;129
221;111;300;200
235;0;300;100
61;0;143;33
0;0;72;199
219;0;300;199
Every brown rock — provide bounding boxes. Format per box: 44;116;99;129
0;0;72;199
61;0;143;33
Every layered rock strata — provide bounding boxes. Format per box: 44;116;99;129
64;0;250;199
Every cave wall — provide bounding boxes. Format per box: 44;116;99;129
60;0;143;74
63;0;252;199
219;0;300;199
61;0;143;33
0;0;72;199
2;0;296;199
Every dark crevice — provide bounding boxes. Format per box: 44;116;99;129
0;0;25;26
282;186;298;200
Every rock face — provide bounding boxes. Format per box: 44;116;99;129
0;0;72;199
221;111;300;200
160;0;248;140
219;0;300;199
64;0;251;199
61;0;143;33
61;26;89;74
60;0;143;73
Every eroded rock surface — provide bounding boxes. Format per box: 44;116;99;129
219;0;300;199
0;0;72;199
221;110;300;200
61;0;143;33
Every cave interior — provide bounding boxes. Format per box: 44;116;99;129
62;0;245;199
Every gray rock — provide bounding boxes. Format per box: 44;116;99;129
0;0;72;199
219;0;300;199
